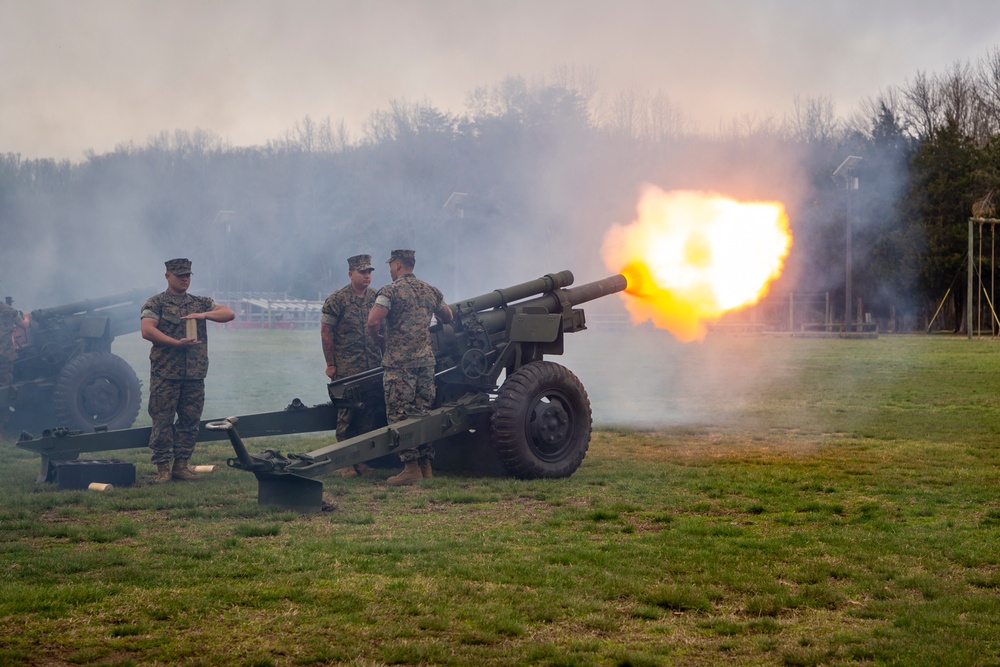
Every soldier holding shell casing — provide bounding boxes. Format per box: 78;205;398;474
140;258;234;484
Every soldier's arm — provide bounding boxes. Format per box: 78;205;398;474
182;303;235;323
206;304;236;322
320;296;343;378
435;302;454;325
367;303;388;352
321;323;337;379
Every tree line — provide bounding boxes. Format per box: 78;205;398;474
2;51;1000;332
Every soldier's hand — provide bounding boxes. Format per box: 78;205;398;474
176;337;201;347
326;365;337;380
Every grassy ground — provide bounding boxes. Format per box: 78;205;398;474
2;331;1000;666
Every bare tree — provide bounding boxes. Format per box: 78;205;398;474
549;64;599;105
938;61;983;142
268;116;351;153
786;95;840;145
593;85;687;142
644;90;688;142
464;76;530;120
364;99;421;143
292;115;317;153
314;117;351;152
975;46;1000;137
899;71;942;140
604;84;643;139
715;111;784;143
848;88;910;140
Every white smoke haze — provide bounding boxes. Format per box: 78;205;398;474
561;328;801;428
0;102;875;430
0;0;990;429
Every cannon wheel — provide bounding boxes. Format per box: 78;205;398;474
51;352;142;431
491;360;592;479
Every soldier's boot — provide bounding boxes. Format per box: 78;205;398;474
153;463;172;484
339;462;375;478
387;461;422;486
171;459;200;481
418;458;433;479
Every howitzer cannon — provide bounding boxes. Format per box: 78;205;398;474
17;271;627;512
3;288;153;435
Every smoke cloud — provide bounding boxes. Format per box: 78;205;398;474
1;0;989;429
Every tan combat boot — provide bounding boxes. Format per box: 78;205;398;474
171;459;200;481
153;463;172;484
339;462;375;478
386;461;422;486
418;458;433;479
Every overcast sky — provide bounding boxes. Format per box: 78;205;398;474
3;0;998;162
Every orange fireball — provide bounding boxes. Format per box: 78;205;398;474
602;186;792;342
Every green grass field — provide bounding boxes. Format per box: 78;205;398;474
2;330;1000;666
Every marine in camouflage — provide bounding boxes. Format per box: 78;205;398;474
374;270;449;461
0;301;19;365
141;291;217;380
383;366;436;423
141;290;217;463
147;377;204;464
376;273;445;369
321;284;382;439
321;285;381;377
383;366;436;462
0;302;23;438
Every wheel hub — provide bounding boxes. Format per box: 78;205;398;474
528;395;572;457
80;377;122;419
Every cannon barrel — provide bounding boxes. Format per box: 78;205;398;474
538;273;628;309
471;274;627;335
450;271;575;314
31;287;154;320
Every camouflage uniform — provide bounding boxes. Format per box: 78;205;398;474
141;290;217;465
321;280;382;440
0;301;22;439
375;262;448;463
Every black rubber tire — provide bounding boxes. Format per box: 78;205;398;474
490;361;592;479
51;352;142;431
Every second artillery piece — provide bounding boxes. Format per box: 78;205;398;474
3;288;152;435
17;271;628;511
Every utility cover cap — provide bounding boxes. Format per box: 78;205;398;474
348;254;374;271
165;258;192;275
386;249;415;264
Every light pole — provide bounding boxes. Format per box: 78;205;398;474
833;157;861;332
443;193;468;300
213;210;236;295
